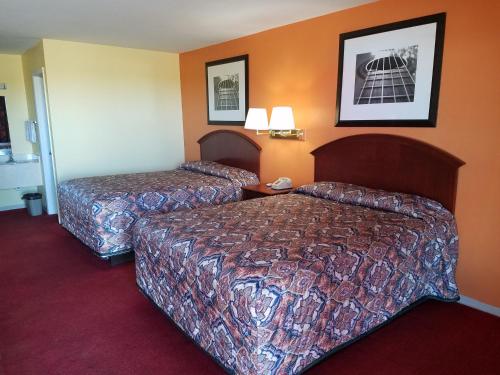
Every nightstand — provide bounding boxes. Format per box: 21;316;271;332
241;184;294;200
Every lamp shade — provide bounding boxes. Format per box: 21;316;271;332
244;108;268;130
269;106;295;130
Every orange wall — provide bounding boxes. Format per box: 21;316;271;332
179;0;500;306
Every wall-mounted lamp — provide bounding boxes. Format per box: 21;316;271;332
269;106;304;140
244;108;269;135
244;106;304;140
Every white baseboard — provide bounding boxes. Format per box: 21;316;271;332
0;203;25;211
459;295;500;317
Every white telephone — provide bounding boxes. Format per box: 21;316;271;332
267;177;292;190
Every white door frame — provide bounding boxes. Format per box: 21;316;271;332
32;68;58;215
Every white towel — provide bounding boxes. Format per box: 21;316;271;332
25;121;37;143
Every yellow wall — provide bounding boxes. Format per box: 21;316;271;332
0;54;36;209
22;42;46;123
0;54;31;153
42;39;184;181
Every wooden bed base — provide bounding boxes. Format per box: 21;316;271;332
311;134;465;213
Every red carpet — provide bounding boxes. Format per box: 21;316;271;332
1;210;499;375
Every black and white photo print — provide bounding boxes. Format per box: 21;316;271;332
214;74;240;111
354;46;418;105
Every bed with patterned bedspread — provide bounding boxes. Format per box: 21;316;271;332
134;182;459;374
58;161;259;257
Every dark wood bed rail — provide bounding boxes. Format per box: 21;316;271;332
311;134;465;213
198;130;261;178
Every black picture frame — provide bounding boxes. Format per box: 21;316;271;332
205;54;249;126
336;13;446;127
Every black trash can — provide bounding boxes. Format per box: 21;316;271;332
22;193;43;216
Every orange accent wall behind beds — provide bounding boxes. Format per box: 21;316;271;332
179;0;500;306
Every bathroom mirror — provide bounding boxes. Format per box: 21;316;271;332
0;96;11;147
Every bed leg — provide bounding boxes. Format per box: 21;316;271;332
108;251;135;266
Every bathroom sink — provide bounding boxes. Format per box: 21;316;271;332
13;153;40;163
0;153;40;164
0;156;43;189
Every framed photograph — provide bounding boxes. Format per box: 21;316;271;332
206;54;248;125
336;13;446;127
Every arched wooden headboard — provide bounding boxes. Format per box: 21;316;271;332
198;130;261;178
311;134;465;213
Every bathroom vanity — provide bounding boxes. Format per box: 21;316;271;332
0;153;43;189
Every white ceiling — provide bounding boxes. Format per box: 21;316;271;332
0;0;374;54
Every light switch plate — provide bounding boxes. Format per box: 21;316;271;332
0;83;6;90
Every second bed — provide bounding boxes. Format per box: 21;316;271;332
58;130;261;260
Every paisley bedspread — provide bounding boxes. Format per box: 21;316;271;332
134;182;459;374
58;161;259;256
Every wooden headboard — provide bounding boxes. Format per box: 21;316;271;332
311;134;465;213
198;130;261;177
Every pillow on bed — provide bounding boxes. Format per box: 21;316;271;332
294;182;453;222
179;160;259;186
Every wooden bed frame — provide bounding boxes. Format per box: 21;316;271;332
198;130;261;178
311;134;465;213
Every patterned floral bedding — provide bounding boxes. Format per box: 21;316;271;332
58;161;259;257
134;182;459;374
